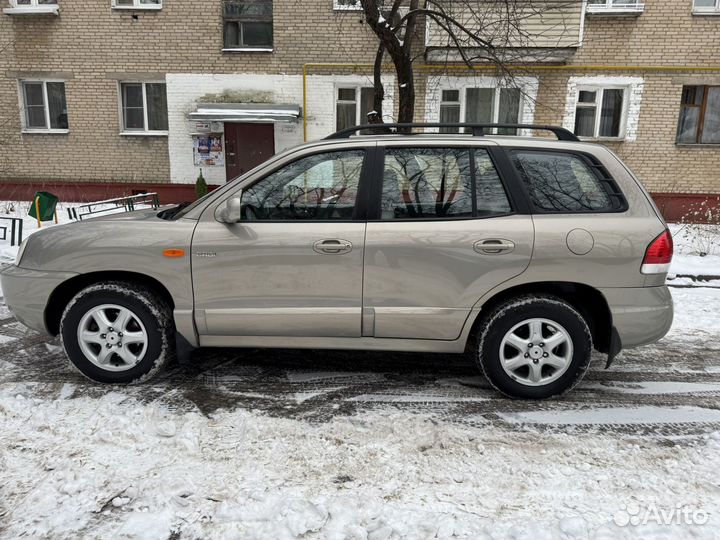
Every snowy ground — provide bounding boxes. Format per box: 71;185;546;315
1;203;720;539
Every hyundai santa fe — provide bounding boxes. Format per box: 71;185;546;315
0;123;674;399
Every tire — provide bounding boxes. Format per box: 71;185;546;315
60;281;175;384
476;295;592;399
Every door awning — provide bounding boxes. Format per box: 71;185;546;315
188;103;301;123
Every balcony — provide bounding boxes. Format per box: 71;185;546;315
586;0;645;16
4;0;58;15
425;0;584;64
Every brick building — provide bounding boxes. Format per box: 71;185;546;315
1;0;719;218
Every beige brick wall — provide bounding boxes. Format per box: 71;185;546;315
0;0;381;183
2;0;720;194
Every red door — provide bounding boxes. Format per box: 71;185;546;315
224;123;275;182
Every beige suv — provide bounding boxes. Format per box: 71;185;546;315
0;123;674;398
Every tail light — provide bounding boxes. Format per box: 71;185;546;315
641;229;673;274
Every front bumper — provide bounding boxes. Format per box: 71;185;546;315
0;263;78;335
599;285;674;348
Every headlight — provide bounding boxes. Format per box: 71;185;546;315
15;238;29;266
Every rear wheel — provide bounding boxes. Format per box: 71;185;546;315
60;281;174;383
476;295;592;399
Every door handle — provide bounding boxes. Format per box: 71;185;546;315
313;239;353;255
474;239;515;255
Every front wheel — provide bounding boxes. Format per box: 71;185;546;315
60;281;174;384
476;295;592;399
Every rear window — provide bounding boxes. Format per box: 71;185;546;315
510;150;622;213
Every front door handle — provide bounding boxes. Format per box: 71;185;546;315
313;239;353;255
474;239;515;255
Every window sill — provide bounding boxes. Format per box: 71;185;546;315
333;6;363;11
579;137;625;142
222;47;273;53
4;5;59;15
676;143;720;147
120;131;168;137
21;128;68;134
692;10;720;16
586;5;644;16
112;5;162;10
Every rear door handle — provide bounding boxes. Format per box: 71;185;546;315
474;239;515;255
313;239;353;255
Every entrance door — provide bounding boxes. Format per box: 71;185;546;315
224;123;275;181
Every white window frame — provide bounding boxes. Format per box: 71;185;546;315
4;0;59;15
692;0;720;15
18;79;68;134
335;85;376;128
439;85;525;134
111;0;162;10
586;0;645;15
118;81;168;136
574;85;629;140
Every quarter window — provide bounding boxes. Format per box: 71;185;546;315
336;87;375;131
20;80;68;132
223;0;273;50
241;150;364;220
120;82;168;133
511;151;617;213
380;147;510;220
677;85;720;144
574;87;626;138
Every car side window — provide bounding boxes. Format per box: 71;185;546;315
380;147;510;219
510;150;615;212
474;150;512;216
241;150;364;220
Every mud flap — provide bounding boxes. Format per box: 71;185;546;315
605;326;622;369
175;332;196;365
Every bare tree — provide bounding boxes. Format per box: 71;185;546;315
358;0;582;126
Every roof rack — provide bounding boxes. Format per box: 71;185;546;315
324;123;580;142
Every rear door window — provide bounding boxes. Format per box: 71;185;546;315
380;147;511;219
510;150;620;213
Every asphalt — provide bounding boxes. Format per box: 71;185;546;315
2;305;720;440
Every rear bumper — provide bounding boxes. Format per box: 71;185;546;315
0;263;78;335
599;285;673;348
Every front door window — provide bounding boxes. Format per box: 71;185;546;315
242;150;365;220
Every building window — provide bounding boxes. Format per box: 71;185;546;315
5;0;59;14
586;0;645;14
439;90;461;132
336;87;375;131
20;80;68;132
223;0;273;51
333;0;362;10
111;0;162;9
439;87;522;135
677;86;720;144
573;87;626;139
119;82;168;134
693;0;720;14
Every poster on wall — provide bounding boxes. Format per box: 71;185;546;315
193;135;224;167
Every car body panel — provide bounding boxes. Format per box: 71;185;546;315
11;211;199;344
192;221;366;337
363;215;534;339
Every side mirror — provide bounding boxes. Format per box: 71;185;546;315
217;193;242;224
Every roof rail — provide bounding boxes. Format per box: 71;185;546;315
324;123;580;142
